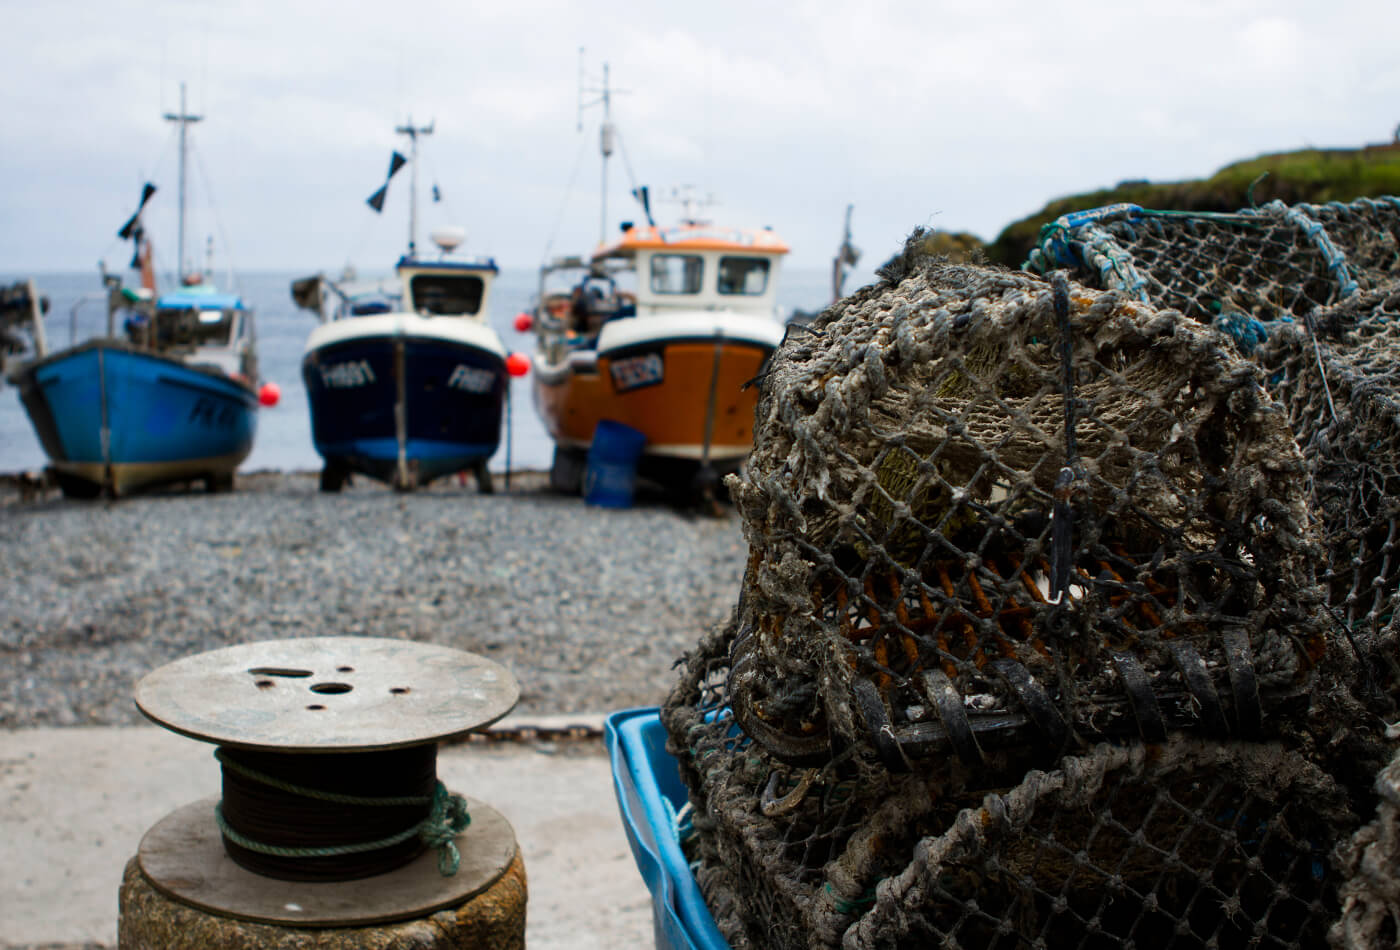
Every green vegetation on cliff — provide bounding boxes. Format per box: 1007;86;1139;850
900;143;1400;271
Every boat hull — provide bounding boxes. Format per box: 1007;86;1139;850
303;324;507;489
8;341;257;496
531;315;781;485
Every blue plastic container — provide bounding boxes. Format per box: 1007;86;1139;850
584;420;647;508
605;708;730;950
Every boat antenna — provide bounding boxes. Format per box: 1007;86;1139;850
163;81;202;283
579;53;627;244
665;185;716;227
833;204;861;302
395;117;435;257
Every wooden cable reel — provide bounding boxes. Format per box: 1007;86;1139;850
130;636;520;928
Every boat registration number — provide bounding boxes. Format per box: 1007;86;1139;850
609;353;664;392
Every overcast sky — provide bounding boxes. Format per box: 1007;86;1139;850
4;0;1397;281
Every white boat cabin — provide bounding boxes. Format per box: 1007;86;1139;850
395;258;498;321
312;257;499;325
537;223;790;345
595;224;787;318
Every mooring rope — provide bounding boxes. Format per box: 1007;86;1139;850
214;745;471;881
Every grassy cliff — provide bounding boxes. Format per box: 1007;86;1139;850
906;143;1400;270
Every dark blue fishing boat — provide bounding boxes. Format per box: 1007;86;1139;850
298;252;508;492
5;85;270;498
293;120;513;492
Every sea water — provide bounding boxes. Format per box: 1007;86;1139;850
0;268;836;474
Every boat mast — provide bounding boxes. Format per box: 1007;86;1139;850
163;82;202;282
395;118;434;257
598;65;615;245
579;54;620;245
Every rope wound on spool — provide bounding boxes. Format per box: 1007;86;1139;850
134;637;519;889
213;745;471;881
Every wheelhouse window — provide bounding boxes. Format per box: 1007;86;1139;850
410;274;484;315
717;256;770;296
649;254;704;294
153;307;235;346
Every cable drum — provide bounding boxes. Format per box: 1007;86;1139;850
128;636;522;929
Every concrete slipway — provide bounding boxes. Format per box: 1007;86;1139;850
0;714;653;948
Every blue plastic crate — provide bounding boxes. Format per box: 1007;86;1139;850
605;708;729;950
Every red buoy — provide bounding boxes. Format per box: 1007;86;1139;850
258;382;281;407
505;353;531;378
513;311;533;333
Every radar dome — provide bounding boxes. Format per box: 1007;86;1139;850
430;226;466;254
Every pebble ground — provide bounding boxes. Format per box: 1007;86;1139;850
0;470;747;729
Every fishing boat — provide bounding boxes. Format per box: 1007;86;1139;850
528;64;788;499
6;84;270;499
292;120;516;493
0;279;48;377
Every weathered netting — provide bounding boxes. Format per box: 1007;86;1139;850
731;264;1332;766
1264;292;1400;949
1025;197;1400;658
1257;289;1400;670
661;259;1389;948
667;619;1358;950
1025;197;1400;338
1332;726;1400;947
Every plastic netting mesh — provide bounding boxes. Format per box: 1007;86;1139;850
661;256;1391;948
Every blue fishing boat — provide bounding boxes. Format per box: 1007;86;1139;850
5;84;269;499
292;119;516;493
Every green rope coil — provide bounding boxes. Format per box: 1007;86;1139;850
824;880;879;915
213;749;472;876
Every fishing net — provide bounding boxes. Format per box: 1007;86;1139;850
1025;196;1400;677
668;620;1357;950
661;257;1389;948
1332;729;1400;947
1258;290;1400;678
1025;197;1400;347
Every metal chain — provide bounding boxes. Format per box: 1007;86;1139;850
456;722;604;745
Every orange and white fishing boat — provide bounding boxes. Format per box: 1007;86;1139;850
530;214;788;496
528;63;788;498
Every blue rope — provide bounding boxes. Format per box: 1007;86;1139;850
1076;224;1151;303
1214;310;1271;355
1028;197;1383;312
1030;203;1145;274
1277;201;1359;301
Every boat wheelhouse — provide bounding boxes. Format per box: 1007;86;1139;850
299;244;509;492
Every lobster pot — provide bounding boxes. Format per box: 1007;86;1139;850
1026;197;1400;338
660;259;1390;949
665;622;1360;950
1258;287;1400;673
1026;195;1400;653
1333;744;1400;948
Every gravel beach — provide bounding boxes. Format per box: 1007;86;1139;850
0;471;747;729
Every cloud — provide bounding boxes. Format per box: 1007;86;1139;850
2;0;1398;271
